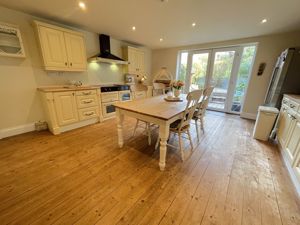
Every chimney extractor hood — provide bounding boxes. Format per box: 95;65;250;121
89;34;128;65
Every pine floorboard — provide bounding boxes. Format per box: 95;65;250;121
0;111;299;225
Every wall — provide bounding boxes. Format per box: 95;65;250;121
151;31;300;119
0;6;152;138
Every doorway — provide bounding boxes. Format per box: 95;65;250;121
177;45;256;114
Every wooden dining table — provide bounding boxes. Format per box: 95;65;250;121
114;94;188;171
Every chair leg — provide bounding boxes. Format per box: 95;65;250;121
187;129;194;151
200;116;204;131
155;136;160;149
147;123;151;146
133;119;139;137
194;119;199;141
178;132;184;161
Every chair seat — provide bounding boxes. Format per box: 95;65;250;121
170;119;189;132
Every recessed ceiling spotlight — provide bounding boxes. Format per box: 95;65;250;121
78;2;86;10
132;26;136;31
160;38;163;42
261;19;267;24
192;22;196;27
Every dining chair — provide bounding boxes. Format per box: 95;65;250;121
152;82;166;96
155;90;202;161
132;83;165;145
193;86;214;139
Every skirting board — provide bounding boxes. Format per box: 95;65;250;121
240;112;257;120
0;123;35;140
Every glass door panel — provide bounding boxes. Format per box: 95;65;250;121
208;50;236;111
189;52;210;91
231;46;256;112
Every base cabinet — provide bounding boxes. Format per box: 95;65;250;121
39;88;101;135
277;95;300;195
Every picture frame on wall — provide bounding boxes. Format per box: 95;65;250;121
0;22;26;58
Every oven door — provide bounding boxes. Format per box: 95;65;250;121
119;91;132;102
102;101;117;118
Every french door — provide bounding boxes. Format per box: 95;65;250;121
181;46;255;114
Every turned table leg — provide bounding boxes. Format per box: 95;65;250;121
159;123;169;171
116;108;124;148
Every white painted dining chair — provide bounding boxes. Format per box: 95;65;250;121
193;86;214;140
155;90;202;161
132;83;165;145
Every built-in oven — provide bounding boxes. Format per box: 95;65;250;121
100;85;131;119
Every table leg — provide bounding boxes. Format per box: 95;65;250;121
159;123;169;171
116;108;124;148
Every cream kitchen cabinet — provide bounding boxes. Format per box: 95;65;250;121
38;87;101;135
277;94;300;195
123;46;145;75
53;91;79;126
34;21;87;71
285;117;300;164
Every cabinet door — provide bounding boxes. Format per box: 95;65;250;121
127;48;138;74
54;92;79;126
278;108;293;147
38;26;68;69
64;32;87;70
292;146;300;184
285;119;300;164
136;50;145;74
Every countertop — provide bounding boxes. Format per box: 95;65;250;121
284;94;300;104
37;85;100;92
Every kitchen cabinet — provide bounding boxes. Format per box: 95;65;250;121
277;94;300;195
38;87;101;135
53;92;79;126
285;117;300;164
277;106;293;147
34;21;87;71
123;46;145;75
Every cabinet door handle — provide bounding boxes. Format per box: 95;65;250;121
65;62;68;66
70;62;73;66
290;104;295;109
84;112;94;116
83;100;93;104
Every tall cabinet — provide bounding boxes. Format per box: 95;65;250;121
34;21;87;71
123;46;145;76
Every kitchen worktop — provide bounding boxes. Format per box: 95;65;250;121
284;94;300;104
37;85;100;92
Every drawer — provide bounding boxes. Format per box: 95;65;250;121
76;89;97;96
78;106;99;121
282;97;289;106
289;100;299;112
101;92;119;103
76;95;98;109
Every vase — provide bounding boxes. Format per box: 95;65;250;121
173;89;181;98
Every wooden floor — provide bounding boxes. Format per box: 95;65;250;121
0;112;299;225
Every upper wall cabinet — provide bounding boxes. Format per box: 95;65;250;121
123;46;145;75
34;21;87;71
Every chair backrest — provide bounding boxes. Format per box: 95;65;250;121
178;90;203;130
195;86;214;117
152;82;166;96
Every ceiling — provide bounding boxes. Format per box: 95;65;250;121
1;0;300;49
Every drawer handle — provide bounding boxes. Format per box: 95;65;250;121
288;113;296;120
84;112;94;116
82;91;92;95
290;104;295;109
83;100;93;104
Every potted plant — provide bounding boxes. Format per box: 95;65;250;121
171;80;184;97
